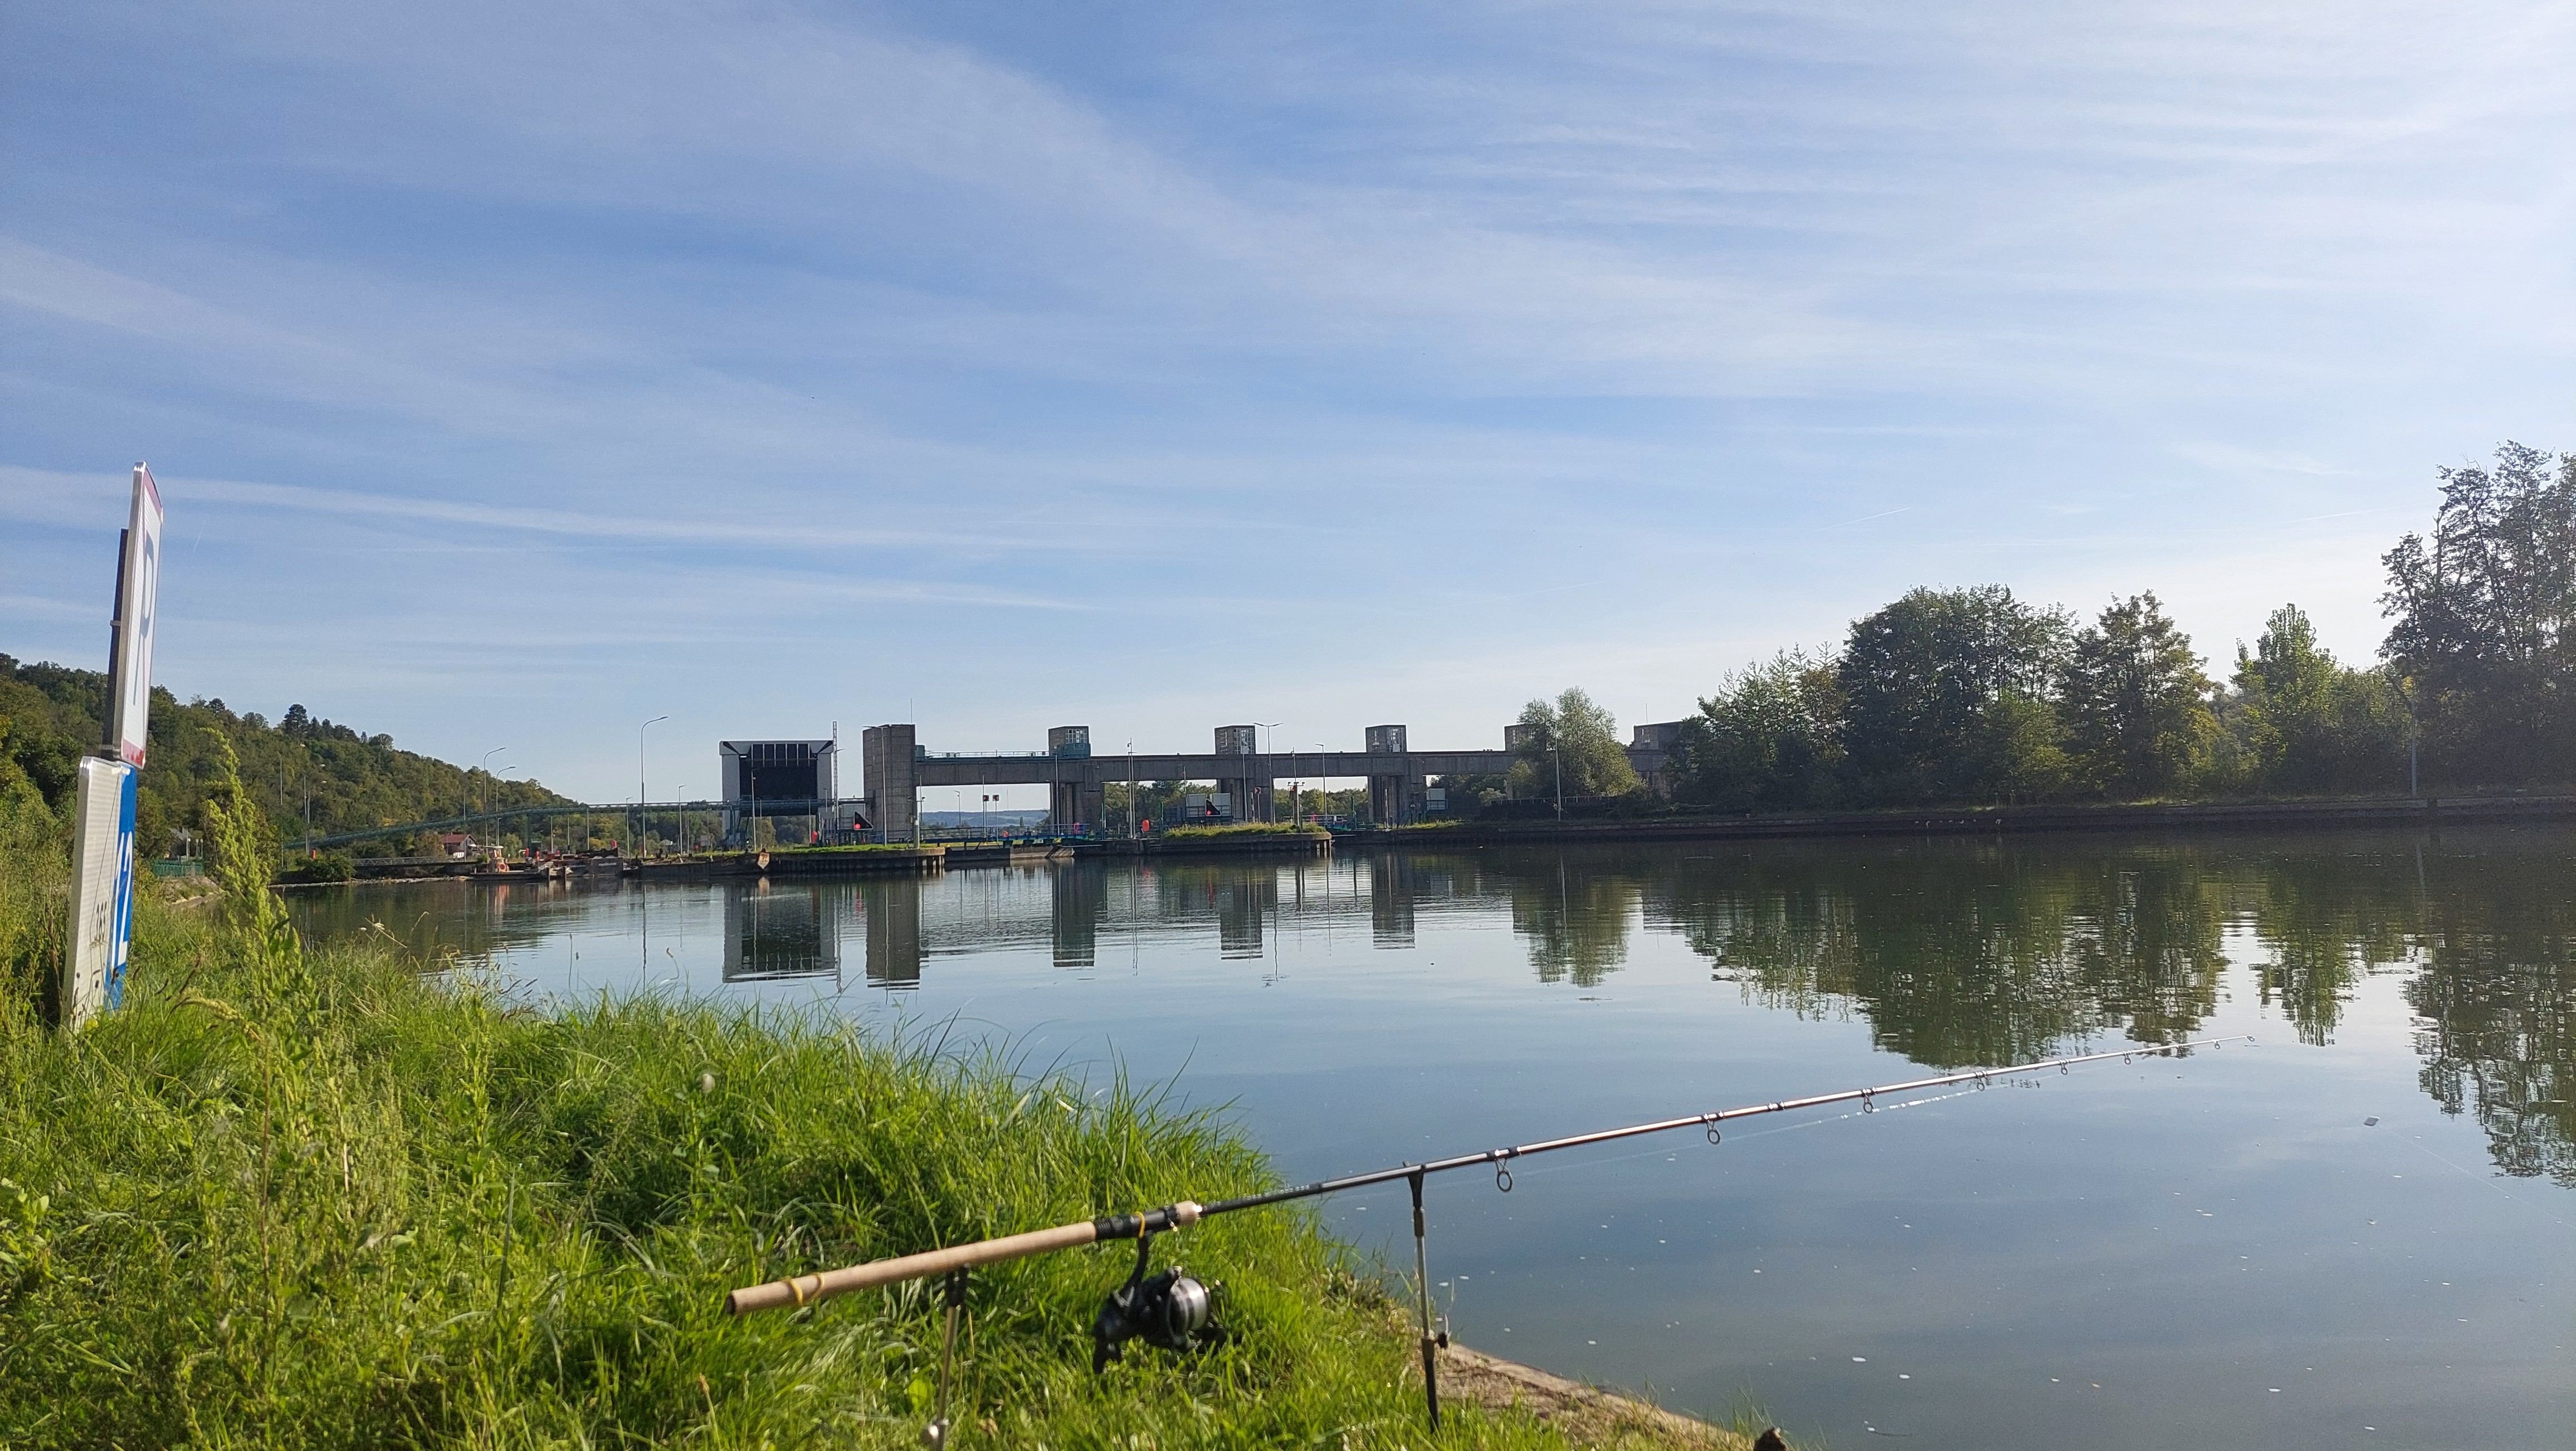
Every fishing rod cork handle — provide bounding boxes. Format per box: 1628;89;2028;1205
724;1202;1203;1316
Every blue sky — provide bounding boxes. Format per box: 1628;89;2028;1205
5;1;2572;805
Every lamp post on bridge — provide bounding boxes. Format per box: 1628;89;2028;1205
639;715;668;859
1256;722;1280;822
478;747;508;824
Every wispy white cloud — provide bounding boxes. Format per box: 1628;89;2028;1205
3;1;2569;793
0;593;94;621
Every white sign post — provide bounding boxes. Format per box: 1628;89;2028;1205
64;757;135;1025
64;465;162;1031
111;464;164;768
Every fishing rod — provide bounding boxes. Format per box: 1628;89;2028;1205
726;1033;2252;1439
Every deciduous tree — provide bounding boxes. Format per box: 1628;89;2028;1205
1512;688;1640;800
1837;586;2070;804
1672;649;1844;811
2061;592;2213;797
2382;441;2576;785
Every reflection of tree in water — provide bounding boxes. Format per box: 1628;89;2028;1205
1481;855;1637;986
2241;849;2417;1046
283;879;574;968
1642;844;2227;1067
2406;851;2576;1187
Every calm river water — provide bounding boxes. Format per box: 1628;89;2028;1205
288;829;2574;1450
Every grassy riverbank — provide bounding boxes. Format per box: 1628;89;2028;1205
0;790;1739;1448
1160;822;1330;840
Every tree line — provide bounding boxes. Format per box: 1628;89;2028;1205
0;658;571;858
1457;441;2573;815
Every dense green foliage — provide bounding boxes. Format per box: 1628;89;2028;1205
2218;606;2409;795
1657;586;2395;811
1511;688;1640;800
2381;441;2576;786
1667;651;1844;814
0;780;1712;1449
1838;585;2067;804
1102;778;1201;834
1577;444;2569;815
0;656;571;858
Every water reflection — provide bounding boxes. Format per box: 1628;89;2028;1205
1497;856;1635;986
2404;851;2576;1187
721;882;846;983
1369;854;1416;947
1051;862;1106;968
283;877;572;966
284;830;2576;1189
1643;847;2229;1064
861;877;923;988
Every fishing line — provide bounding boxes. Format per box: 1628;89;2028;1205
2391;1128;2574;1231
1490;1085;1988;1186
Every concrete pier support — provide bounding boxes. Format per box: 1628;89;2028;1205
861;724;918;843
1215;777;1272;822
1367;775;1422;825
1049;780;1106;835
1364;725;1417;825
1213;724;1270;823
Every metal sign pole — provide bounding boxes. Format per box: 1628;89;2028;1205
64;464;162;1031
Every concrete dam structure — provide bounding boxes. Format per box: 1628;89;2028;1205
856;720;1685;838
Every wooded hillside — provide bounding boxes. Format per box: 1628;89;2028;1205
0;655;570;857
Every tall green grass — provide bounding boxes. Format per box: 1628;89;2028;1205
0;759;1716;1449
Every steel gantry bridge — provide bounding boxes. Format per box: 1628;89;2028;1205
297;797;860;852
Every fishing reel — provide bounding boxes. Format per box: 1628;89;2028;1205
1091;1230;1223;1371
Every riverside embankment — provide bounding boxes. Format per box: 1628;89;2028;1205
1337;790;2572;849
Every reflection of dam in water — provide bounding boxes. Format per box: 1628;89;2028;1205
704;855;1497;987
304;831;2576;1204
721;881;848;983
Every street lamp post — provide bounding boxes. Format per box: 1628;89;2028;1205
640;715;669;858
496;767;519;854
1256;722;1281;822
1552;746;1564;820
479;747;509;820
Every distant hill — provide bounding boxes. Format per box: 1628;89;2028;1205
1;654;573;857
919;810;1052;829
